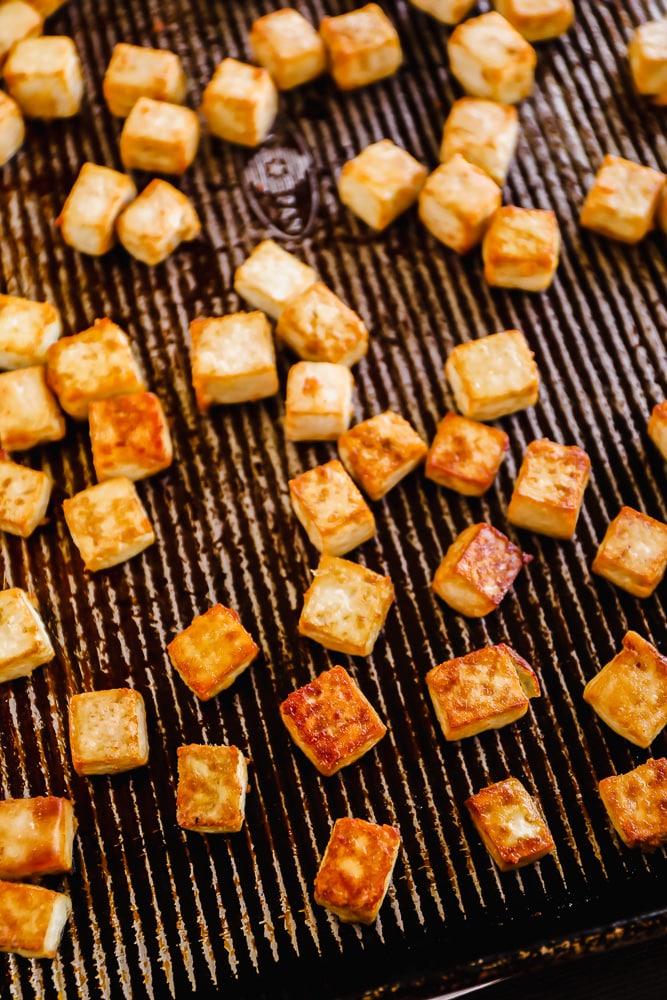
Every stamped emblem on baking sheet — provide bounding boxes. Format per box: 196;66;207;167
241;126;320;239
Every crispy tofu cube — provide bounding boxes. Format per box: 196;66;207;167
103;42;187;118
591;505;667;598
440;97;519;187
465;777;554;870
482;206;561;291
0;91;25;167
338;139;427;232
628;18;667;101
408;0;477;26
425;412;509;496
0;587;54;684
320;4;403;90
419;154;502;255
0;294;61;370
432;521;531;617
0;458;52;537
57;162;137;257
298;553;394;656
0;2;43;69
579;154;666;244
88;391;173;482
167;603;260;701
116;178;201;266
68;688;149;775
276;282;369;367
289;458;376;556
445;329;539;421
62;476;155;572
0;365;65;451
337;410;428;501
0;880;71;958
176;744;248;833
493;0;574;41
119;96;200;175
280;665;386;776
285;361;354;442
233;239;317;321
249;8;326;90
189;311;278;411
200;57;278;147
648;400;667;459
4;35;83;119
447;12;537;104
314;816;400;924
0;797;76;881
598;757;667;851
507;437;591;539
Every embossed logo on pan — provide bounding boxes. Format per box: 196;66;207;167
240;127;319;239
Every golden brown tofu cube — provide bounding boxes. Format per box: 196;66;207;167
628;18;667;101
189;311;278;411
233;239;317;320
408;0;476;26
68;688;149;775
320;3;403;90
338;139;427;232
116;178;201;266
0;797;76;881
447;11;536;104
285;361;354;442
482;205;561;291
176;744;248;833
592;505;667;598
648;400;667;459
167;603;260;701
445;328;539;421
289;458;376;556
57;162;137;257
419;154;502;255
4;35;83;119
0;91;25;167
337;410;428;501
507;437;591;539
440;97;519;187
0;294;61;370
425;412;509;496
493;0;574;41
0;587;54;684
103;42;187;118
120;96;200;175
465;777;555;870
280;665;386;776
88;392;173;482
0;880;71;958
0;2;43;69
62;476;155;572
200;57;278;147
0;365;65;451
276;281;369;367
598;757;667;851
0;458;52;537
579;154;666;244
249;8;326;90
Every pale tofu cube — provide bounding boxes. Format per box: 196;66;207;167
598;757;667;851
119;96;200;175
482;205;560;291
68;688;149;775
320;4;402;91
493;0;574;41
648;400;667;459
507;437;591;539
440;97;519;187
88;391;173;482
285;361;354;441
419;154;502;255
233;239;317;320
0;365;65;451
338;139;427;231
289;458;376;556
337;410;428;501
0;458;52;537
0;587;54;684
167;603;260;701
4;35;83;119
116;178;201;266
0;880;71;958
0;294;61;370
189;311;278;411
249;8;326;90
591;505;667;598
0;91;25;167
0;2;43;69
57;162;137;257
425;412;509;496
62;476;155;572
445;328;539;421
579;154;666;244
408;0;477;26
103;42;187;118
628;18;667;100
276;281;369;366
200;57;278;147
465;777;555;871
447;11;537;104
176;744;248;833
0;797;76;881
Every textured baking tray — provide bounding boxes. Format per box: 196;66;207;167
1;1;666;998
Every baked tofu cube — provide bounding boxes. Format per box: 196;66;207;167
482;206;560;291
189;311;278;411
0;880;71;958
280;665;387;776
68;687;149;775
598;757;667;851
507;437;591;539
298;553;394;656
0;91;25;167
103;42;187;118
425;412;509;496
119;96;200;175
338;139;427;232
465;777;555;870
591;505;667;598
289;458;376;556
493;0;574;42
419;154;502;255
408;0;477;26
440;97;519;187
167;603;260;701
579;154;666;244
320;4;403;91
285;361;354;442
337;410;428;501
314;817;400;924
233;239;317;321
57;162;137;257
432;522;531;617
276;282;369;367
648;400;667;459
88;392;173;482
447;12;537;104
445;328;539;421
62;476;155;572
0;458;52;537
116;178;201;266
176;744;248;833
248;8;326;90
4;36;83;119
628;18;667;101
0;2;43;69
200;57;278;147
0;587;54;684
0;797;76;880
0;365;65;451
0;294;61;370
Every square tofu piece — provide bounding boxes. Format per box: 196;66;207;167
116;178;201;266
507;438;591;539
167;603;260;701
0;587;54;684
425;412;509;496
120;96;200;175
579;154;666;244
432;522;531;617
176;743;248;833
4;36;83;119
338;139;427;232
440;97;519;187
89;392;173;482
447;12;537;104
628;19;667;101
276;282;369;367
648;400;667;459
483;206;561;291
57;162;137;257
189;311;278;411
289;458;376;556
408;0;477;26
280;664;386;776
320;4;403;91
0;880;71;958
0;91;25;167
445;329;539;421
493;0;575;42
285;361;354;442
598;758;667;851
465;777;554;870
0;458;52;537
201;57;278;147
0;366;65;451
419;154;502;255
0;797;76;880
233;239;317;321
591;505;667;598
298;553;394;656
249;8;326;91
337;410;428;501
0;294;62;370
103;42;188;118
314;817;400;924
62;476;155;572
68;687;149;775
0;2;43;69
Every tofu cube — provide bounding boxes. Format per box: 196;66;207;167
648;400;667;459
88;391;173;482
440;97;519;187
4;35;83;119
0;91;25;167
119;96;200;175
68;687;149;775
445;328;539;421
579;154;666;244
465;777;555;871
337;410;428;501
424;411;509;496
62;476;155;572
0;880;71;958
116;178;201;266
0;294;61;370
0;797;76;880
482;206;561;291
492;0;575;42
189;311;278;412
289;458;376;556
319;4;403;90
0;2;43;69
419;154;502;255
0;365;65;451
338;139;427;232
447;11;537;104
0;458;52;537
167;603;260;701
314;817;401;924
176;744;248;833
0;587;54;684
298;553;394;656
276;282;369;367
408;0;477;26
103;42;188;118
57;162;137;257
628;18;667;101
598;757;667;851
280;665;387;776
591;505;667;598
248;8;326;90
233;239;317;320
285;361;354;442
432;521;531;617
507;437;591;539
200;57;278;147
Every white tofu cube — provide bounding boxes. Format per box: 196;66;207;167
88;391;173;482
0;587;54;684
167;604;260;700
0;91;25;167
337;410;428;500
648;400;667;459
482;206;561;291
116;178;201;266
4;35;83;119
201;57;278;147
233;239;317;320
62;476;155;572
103;42;188;118
0;294;61;370
0;881;71;959
579;154;666;244
440;97;519;187
320;4;403;90
0;2;43;69
507;437;591;538
408;0;477;26
276;281;369;367
0;457;52;537
285;361;354;441
57;162;137;257
119;96;200;175
418;154;502;255
288;458;376;555
425;412;509;496
338;139;427;231
249;8;326;90
0;796;76;881
447;11;537;104
177;744;249;832
0;365;65;451
68;688;149;775
628;18;667;101
591;505;667;598
189;311;278;412
493;0;574;41
445;329;539;421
